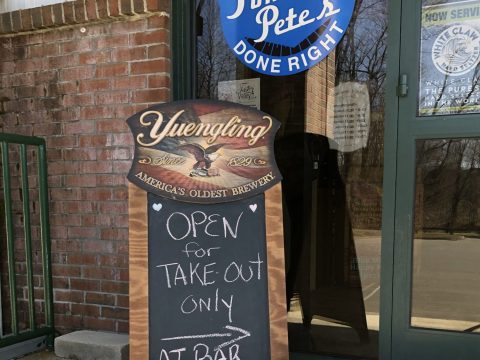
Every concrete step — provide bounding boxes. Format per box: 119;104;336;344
54;331;129;360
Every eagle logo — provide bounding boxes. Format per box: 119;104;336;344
177;143;225;177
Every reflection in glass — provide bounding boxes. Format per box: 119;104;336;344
195;0;387;358
412;139;480;333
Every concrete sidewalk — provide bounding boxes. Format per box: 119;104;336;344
17;351;59;360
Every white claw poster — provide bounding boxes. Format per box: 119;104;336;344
419;0;480;116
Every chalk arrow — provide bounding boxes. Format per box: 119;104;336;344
214;325;250;351
161;325;251;351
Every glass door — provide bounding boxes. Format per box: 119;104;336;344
393;0;480;358
189;1;388;358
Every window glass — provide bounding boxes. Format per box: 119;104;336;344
195;1;387;358
412;138;480;334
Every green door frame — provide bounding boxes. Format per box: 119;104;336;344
171;0;405;359
388;0;480;358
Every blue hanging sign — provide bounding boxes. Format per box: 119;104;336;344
218;0;355;76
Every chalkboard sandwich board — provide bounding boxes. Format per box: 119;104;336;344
127;100;288;360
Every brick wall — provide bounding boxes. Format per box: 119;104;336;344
0;0;171;334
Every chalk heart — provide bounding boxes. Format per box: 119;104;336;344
152;203;162;212
249;204;257;213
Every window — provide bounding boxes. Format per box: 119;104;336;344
0;0;73;14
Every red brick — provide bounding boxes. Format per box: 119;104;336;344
108;0;121;17
97;201;128;213
111;133;133;146
83;317;115;331
100;228;128;241
42;6;54;27
112;188;129;200
82;239;115;253
111;20;146;34
96;63;128;78
101;281;128;294
112;76;146;90
79;79;111;93
71;279;100;292
97;148;131;160
48;54;79;69
31;8;43;29
68;226;98;239
53;265;82;278
85;0;98;20
59;66;95;81
120;0;134;15
53;277;69;289
65;175;97;188
30;43;59;58
11;11;22;32
96;174;128;187
54;290;83;303
62;94;94;107
94;34;129;49
79;106;114;120
133;0;146;14
133;88;170;103
62;38;93;54
148;43;170;59
117;295;129;309
51;240;82;253
52;4;63;26
147;14;169;29
84;267;119;281
71;304;100;317
96;119;129;133
20;10;33;31
131;59;169;75
47;136;77;148
95;91;129;105
63;201;95;214
80;161;113;174
112;160;131;174
66;253;98;265
111;46;146;62
146;0;161;11
148;75;170;88
74;1;87;22
97;0;109;18
50;188;81;201
63;3;76;24
79;50;112;65
116;320;130;334
130;30;168;46
102;307;128;320
81;188;113;201
63;148;97;161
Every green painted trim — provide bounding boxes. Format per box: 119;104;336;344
38;143;54;348
379;0;402;359
0;133;44;146
172;0;196;101
1;142;18;336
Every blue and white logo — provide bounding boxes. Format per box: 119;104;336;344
218;0;355;76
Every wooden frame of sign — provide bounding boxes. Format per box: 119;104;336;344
129;182;288;359
127;100;288;359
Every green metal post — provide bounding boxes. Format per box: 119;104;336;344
1;142;18;336
20;144;36;331
37;143;54;348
